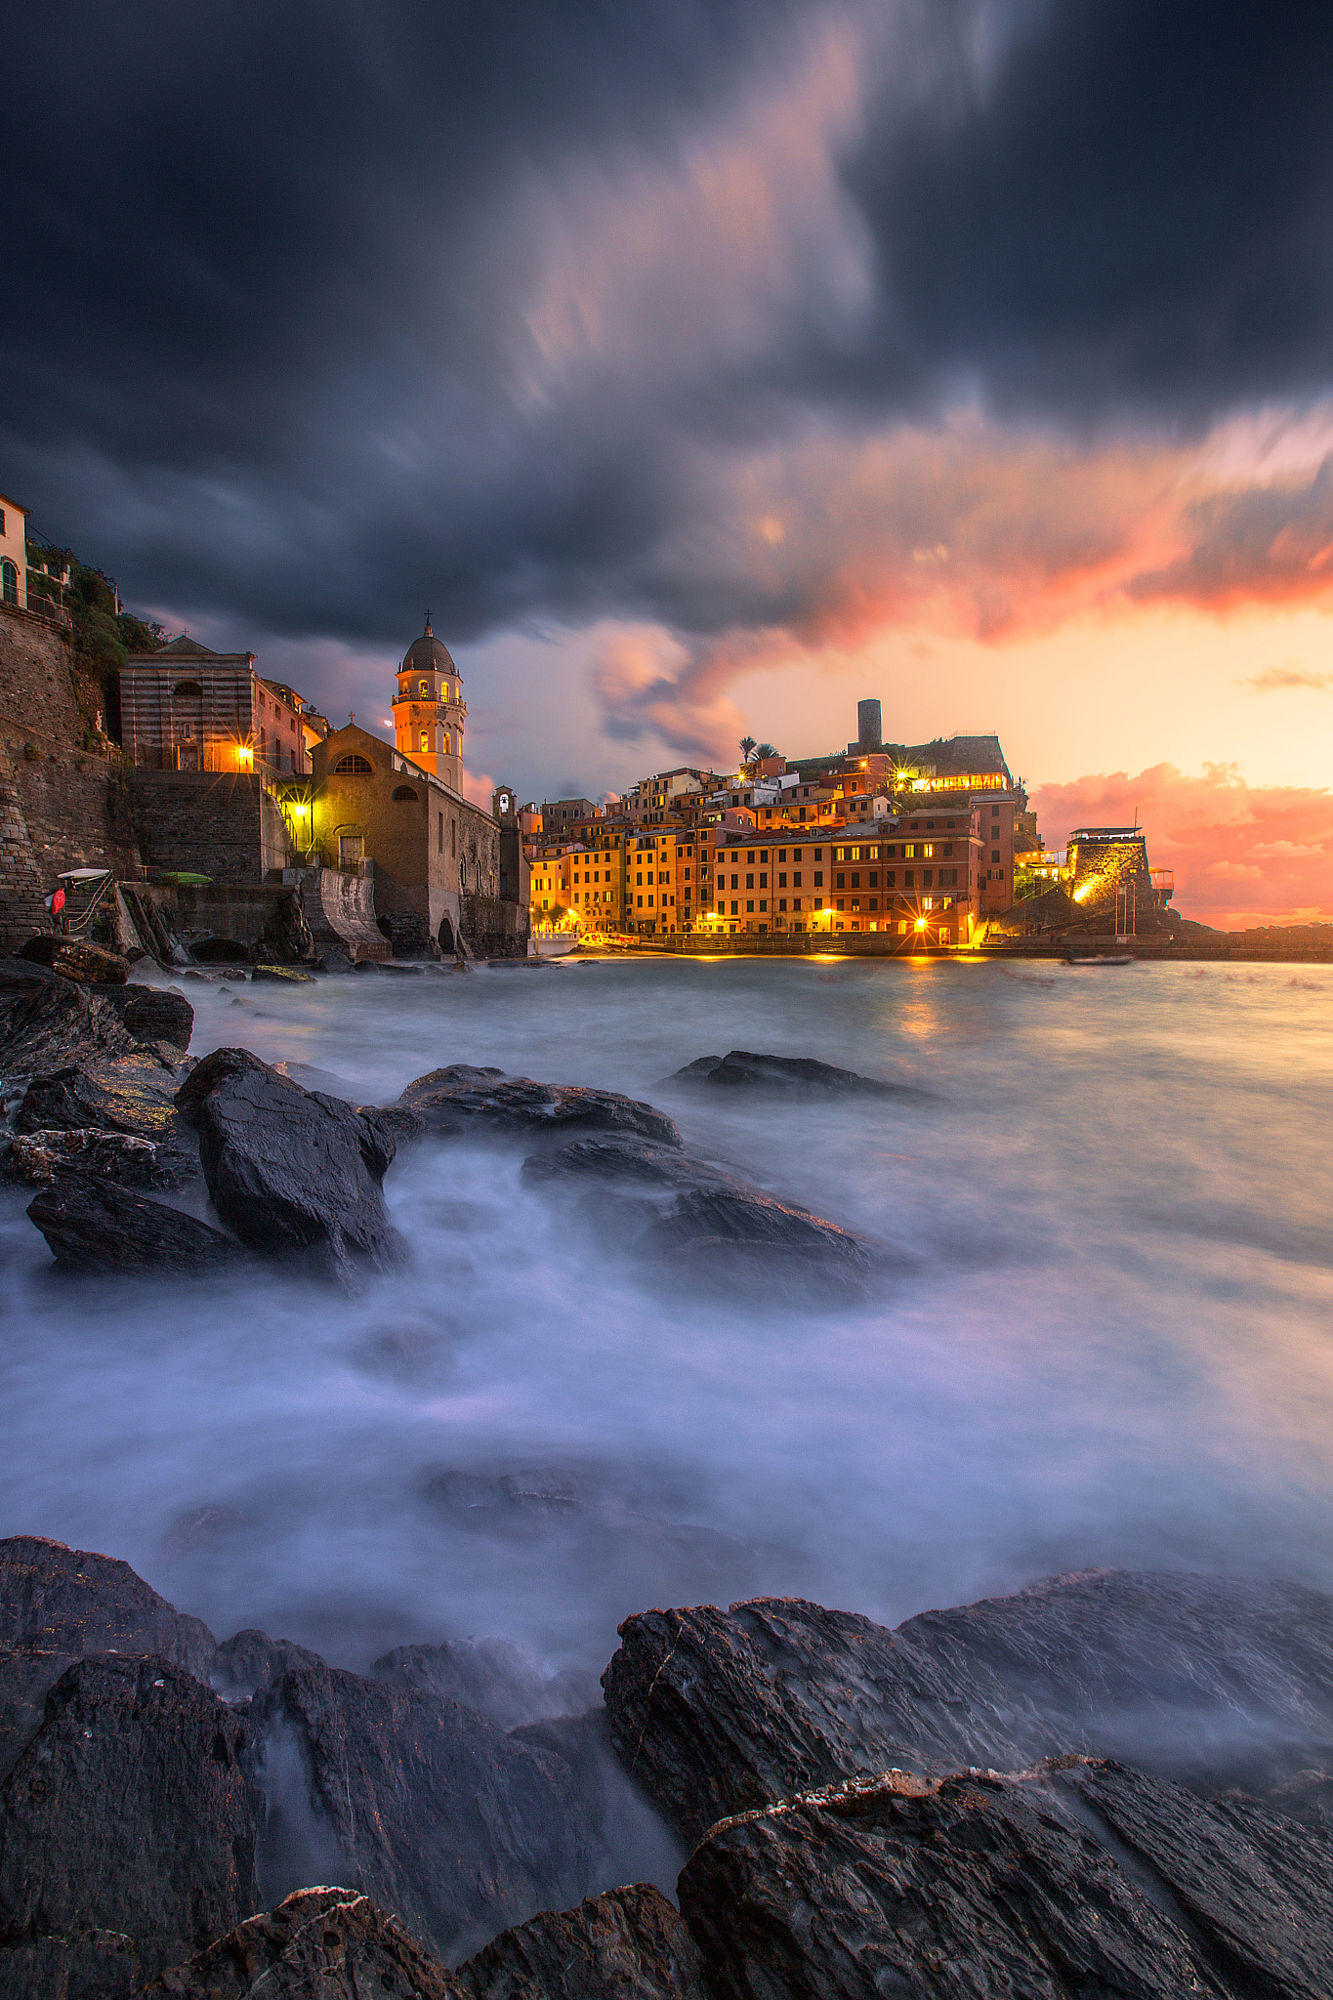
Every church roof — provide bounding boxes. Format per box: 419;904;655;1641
400;615;458;678
156;633;223;658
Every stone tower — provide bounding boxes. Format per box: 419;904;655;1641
393;613;465;792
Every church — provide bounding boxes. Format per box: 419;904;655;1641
309;617;529;957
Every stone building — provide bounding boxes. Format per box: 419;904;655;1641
120;634;321;776
392;615;465;793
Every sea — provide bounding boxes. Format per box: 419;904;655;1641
3;953;1332;1690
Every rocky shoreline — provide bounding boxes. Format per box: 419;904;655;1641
3;949;1333;1995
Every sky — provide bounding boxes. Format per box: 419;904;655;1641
6;0;1333;926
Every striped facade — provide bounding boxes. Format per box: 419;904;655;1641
120;636;312;776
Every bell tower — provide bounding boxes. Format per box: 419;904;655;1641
393;612;466;792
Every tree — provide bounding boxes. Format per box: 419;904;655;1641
753;741;778;763
738;735;757;774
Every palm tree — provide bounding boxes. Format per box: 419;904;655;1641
738;735;757;775
753;742;778;764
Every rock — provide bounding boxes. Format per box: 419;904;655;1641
175;1047;402;1282
0;1653;258;1999
371;1635;595;1729
0;1535;215;1678
667;1050;932;1098
259;892;316;968
0;957;136;1076
524;1134;878;1298
15;1051;199;1183
272;1059;358;1099
210;1629;327;1700
397;1065;682;1149
250;964;316;983
106;984;194;1051
251;1661;597;1962
455;1883;709;2000
26;1177;245;1275
19;934;130;984
603;1570;1333;1845
141;1888;465;1998
677;1758;1333;2000
5;1126;166;1188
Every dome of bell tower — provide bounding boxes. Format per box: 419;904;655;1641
400;613;457;679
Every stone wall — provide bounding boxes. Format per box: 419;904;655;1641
460;890;530;959
0;601;143;951
129;772;296;884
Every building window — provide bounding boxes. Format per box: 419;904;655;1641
172;679;203;698
392;784;419;801
0;560;16;605
332;754;373;774
419;731;429;752
419;679;430;696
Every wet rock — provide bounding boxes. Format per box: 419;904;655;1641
19;933;130;984
272;1059;358;1099
0;1653;258;1999
176;1047;402;1282
678;1758;1333;2000
15;1051;199;1182
211;1629;327;1701
250;964;316;983
524;1134;878;1298
455;1883;709;2000
371;1635;595;1729
251;1661;597;1962
0;1536;216;1680
27;1177;246;1275
106;984;194;1052
603;1570;1333;1845
0;958;136;1075
5;1126;166;1188
667;1049;932;1098
397;1064;682;1148
141;1888;465;1998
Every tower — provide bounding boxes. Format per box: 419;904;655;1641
393;612;466;792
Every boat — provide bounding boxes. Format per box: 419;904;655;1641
1066;953;1135;966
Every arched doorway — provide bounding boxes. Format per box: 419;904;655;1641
438;915;455;954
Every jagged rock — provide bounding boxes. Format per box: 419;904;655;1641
250;964;316;983
175;1047;402;1282
259;892;316;967
19;933;130;984
397;1065;682;1149
0;1535;216;1676
140;1888;465;1998
524;1134;878;1297
603;1570;1333;1845
272;1060;358;1099
210;1629;327;1701
678;1759;1333;2000
27;1177;245;1275
667;1050;932;1098
251;1661;597;1962
371;1635;594;1729
106;984;194;1051
5;1126;166;1188
0;958;136;1075
455;1883;709;2000
16;1050;199;1182
0;1653;258;1999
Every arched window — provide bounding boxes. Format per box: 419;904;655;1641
0;560;17;605
418;679;430;697
172;679;203;698
442;732;451;756
419;731;428;752
392;784;419;801
332;753;373;775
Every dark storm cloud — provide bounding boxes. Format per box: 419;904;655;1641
4;0;1333;670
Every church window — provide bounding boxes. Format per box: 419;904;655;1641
419;731;428;752
332;753;373;775
419;680;430;697
451;818;456;858
442;733;451;756
437;812;444;850
392;784;419;801
172;680;203;698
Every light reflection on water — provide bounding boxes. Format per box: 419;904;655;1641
1;956;1331;1677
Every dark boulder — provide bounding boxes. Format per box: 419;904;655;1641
19;934;130;984
667;1049;932;1098
175;1047;402;1282
250;1661;597;1963
141;1888;465;1998
259;891;316;967
397;1064;682;1148
603;1570;1333;1845
524;1134;879;1298
372;1634;594;1729
0;1653;258;1999
456;1883;710;2000
0;958;136;1076
106;984;194;1051
210;1629;327;1701
5;1127;166;1188
16;1050;199;1183
678;1759;1333;2000
27;1177;245;1275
